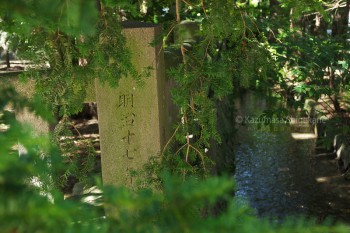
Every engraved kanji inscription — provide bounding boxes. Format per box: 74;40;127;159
126;167;133;184
118;94;134;108
122;130;135;144
121;112;136;127
124;148;136;160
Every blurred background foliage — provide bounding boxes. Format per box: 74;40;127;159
2;0;350;231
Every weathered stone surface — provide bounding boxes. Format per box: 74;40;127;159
334;134;346;152
95;24;168;187
304;99;317;119
336;142;350;173
84;82;96;103
333;134;350;174
16;107;49;135
0;72;35;97
0;73;49;135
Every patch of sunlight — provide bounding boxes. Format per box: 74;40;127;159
316;176;330;183
291;133;317;140
0;123;9;132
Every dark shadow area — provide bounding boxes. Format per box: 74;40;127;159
61;102;102;197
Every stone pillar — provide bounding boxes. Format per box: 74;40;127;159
95;22;168;187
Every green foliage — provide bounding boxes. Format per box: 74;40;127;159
252;0;350;117
293;34;346;96
1;0;272;178
0;0;98;36
92;7;143;87
279;0;327;20
4;1;350;231
163;0;272;174
6;6;141;117
51;116;96;190
0;88;54;194
1;1;145;190
1;97;350;232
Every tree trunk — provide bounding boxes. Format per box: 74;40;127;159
269;0;280;18
331;0;349;39
329;0;350;115
96;0;101;13
329;66;342;113
311;13;327;36
268;0;281;42
6;50;10;69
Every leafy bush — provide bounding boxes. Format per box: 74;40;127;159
1;89;349;233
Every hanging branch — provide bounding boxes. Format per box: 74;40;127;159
201;0;207;17
176;0;181;22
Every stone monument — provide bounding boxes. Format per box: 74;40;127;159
95;22;168;187
0;22;170;188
